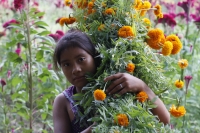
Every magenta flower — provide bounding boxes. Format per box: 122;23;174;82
0;79;6;92
178;1;190;14
3;19;19;28
55;17;61;24
184;75;193;94
7;70;11;79
14;0;24;10
158;14;176;29
49;30;64;42
15;47;21;56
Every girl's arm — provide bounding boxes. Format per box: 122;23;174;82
53;93;72;133
104;73;170;125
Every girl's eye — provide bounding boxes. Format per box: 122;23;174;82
62;63;69;67
79;57;86;62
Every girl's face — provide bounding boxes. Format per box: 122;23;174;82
60;47;96;92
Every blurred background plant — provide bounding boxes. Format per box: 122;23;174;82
0;0;200;132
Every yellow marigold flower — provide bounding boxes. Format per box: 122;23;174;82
174;80;184;88
178;59;188;69
116;114;129;126
146;28;165;50
98;24;105;31
169;104;186;118
166;34;182;54
88;1;94;9
94;89;106;101
143;18;151;29
133;0;142;10
105;8;115;15
101;2;106;7
76;0;88;8
161;41;173;56
65;0;71;6
118;26;134;38
137;1;151;16
126;63;135;73
136;91;148;103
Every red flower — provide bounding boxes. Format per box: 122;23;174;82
0;79;6;92
3;19;19;28
14;0;24;10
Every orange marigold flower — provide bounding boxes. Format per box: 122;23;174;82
166;34;182;54
118;26;134;38
105;8;115;15
126;63;135;73
154;4;163;18
64;0;71;6
169;104;186;118
178;59;188;69
59;17;68;26
146;28;165;50
174;80;184;88
136;91;148;102
94;89;106;101
161;41;173;56
116;114;129;126
98;24;105;31
88;1;94;9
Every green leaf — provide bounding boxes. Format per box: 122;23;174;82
11;77;23;86
38;30;51;36
6;39;17;48
33;21;48;27
41;112;47;120
16;33;24;40
36;50;44;61
7;52;22;63
73;93;84;100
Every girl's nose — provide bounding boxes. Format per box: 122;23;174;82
72;64;81;74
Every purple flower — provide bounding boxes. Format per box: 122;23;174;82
184;75;193;94
3;19;19;28
178;1;190;14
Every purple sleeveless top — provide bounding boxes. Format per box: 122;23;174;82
63;86;88;133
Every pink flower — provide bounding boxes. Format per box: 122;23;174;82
7;70;11;79
13;0;24;10
48;64;52;70
3;19;19;28
184;75;193;94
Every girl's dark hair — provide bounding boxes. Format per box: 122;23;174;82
53;29;100;70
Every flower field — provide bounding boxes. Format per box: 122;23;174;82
0;0;200;133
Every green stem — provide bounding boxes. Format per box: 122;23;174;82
21;2;33;131
191;29;200;56
2;93;8;133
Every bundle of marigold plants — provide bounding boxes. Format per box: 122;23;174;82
61;0;184;132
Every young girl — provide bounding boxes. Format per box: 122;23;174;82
53;29;170;133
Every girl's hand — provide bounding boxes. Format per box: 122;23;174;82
104;73;146;95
